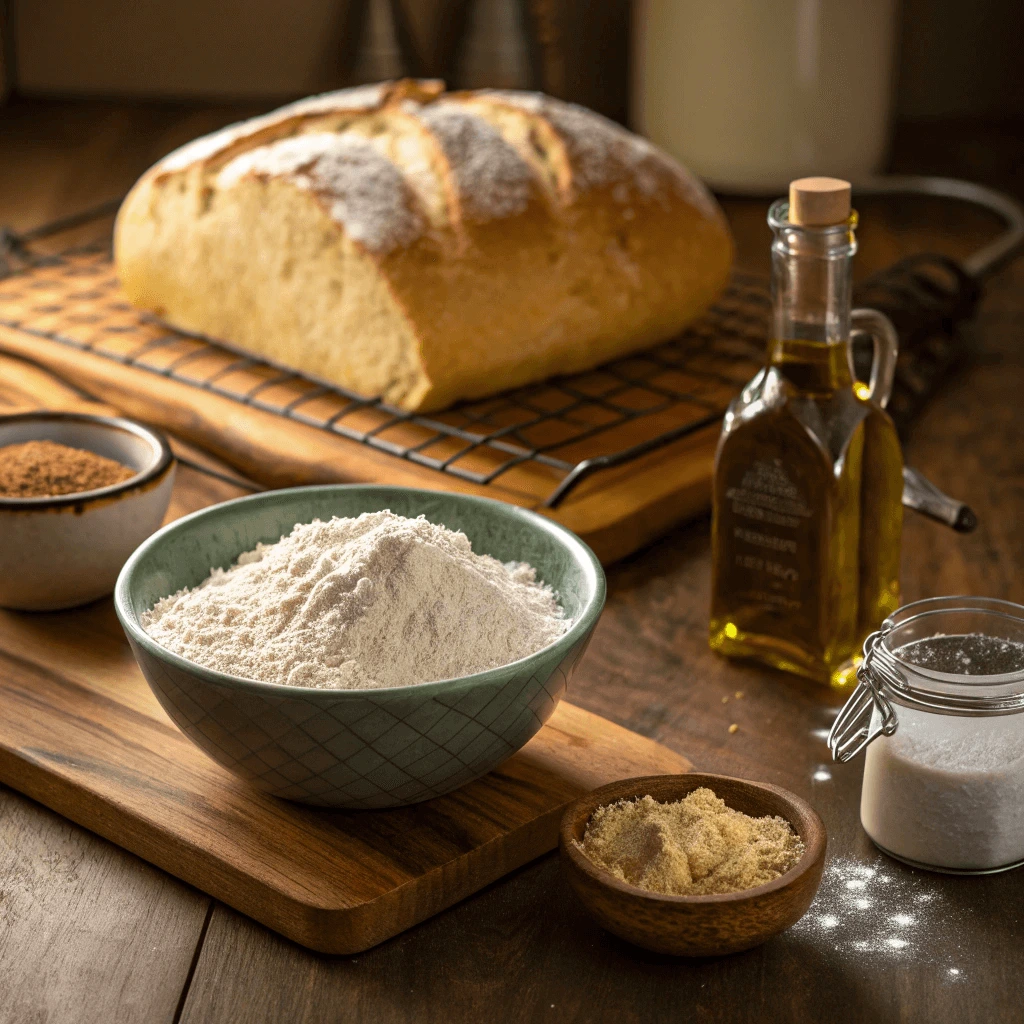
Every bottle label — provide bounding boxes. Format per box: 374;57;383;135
726;460;812;528
723;459;810;610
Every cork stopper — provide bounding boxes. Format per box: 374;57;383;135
788;177;852;226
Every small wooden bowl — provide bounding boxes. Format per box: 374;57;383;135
560;773;827;957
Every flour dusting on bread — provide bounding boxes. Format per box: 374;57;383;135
158;82;403;175
115;79;733;412
416;105;533;223
218;134;421;254
483;90;717;212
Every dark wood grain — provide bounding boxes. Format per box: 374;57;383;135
1;98;1022;1023
0;784;209;1024
0;96;263;241
559;774;826;957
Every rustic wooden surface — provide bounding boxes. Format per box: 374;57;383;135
0;96;1022;1022
0;352;691;955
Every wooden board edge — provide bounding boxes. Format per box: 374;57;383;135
0;326;720;564
544;428;716;563
0;701;692;954
328;704;694;953
0;327;537;505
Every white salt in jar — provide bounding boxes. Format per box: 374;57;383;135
830;597;1024;874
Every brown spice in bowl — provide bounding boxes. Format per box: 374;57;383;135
578;787;804;896
0;440;135;497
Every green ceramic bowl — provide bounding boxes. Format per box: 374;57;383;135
115;485;605;808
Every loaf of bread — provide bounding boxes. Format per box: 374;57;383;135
115;80;733;412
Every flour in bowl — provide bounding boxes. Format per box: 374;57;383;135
141;511;569;689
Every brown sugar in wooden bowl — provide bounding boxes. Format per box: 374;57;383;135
559;773;827;957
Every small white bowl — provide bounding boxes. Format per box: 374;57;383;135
0;412;175;610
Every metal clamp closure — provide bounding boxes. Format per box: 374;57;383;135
828;630;902;762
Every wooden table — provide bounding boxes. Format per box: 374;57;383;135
1;99;1022;1024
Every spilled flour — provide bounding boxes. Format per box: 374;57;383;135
792;855;961;968
142;511;568;689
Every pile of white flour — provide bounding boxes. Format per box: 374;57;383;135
142;511;568;689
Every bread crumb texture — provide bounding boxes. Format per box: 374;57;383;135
579;789;804;896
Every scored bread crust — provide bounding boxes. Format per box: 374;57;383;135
114;80;734;412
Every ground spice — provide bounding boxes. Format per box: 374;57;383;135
0;440;135;497
579;788;804;896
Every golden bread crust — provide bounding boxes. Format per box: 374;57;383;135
115;80;733;412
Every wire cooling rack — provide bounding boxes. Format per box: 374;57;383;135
0;182;1003;506
0;243;768;507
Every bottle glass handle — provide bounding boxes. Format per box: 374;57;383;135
850;307;899;409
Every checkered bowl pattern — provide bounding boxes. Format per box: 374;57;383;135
116;486;605;808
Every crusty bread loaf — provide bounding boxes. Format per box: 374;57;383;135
115;80;733;412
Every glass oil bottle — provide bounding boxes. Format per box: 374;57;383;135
709;178;903;687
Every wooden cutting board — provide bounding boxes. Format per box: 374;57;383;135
0;354;692;954
0;252;766;563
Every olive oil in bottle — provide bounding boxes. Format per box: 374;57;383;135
709;178;903;687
